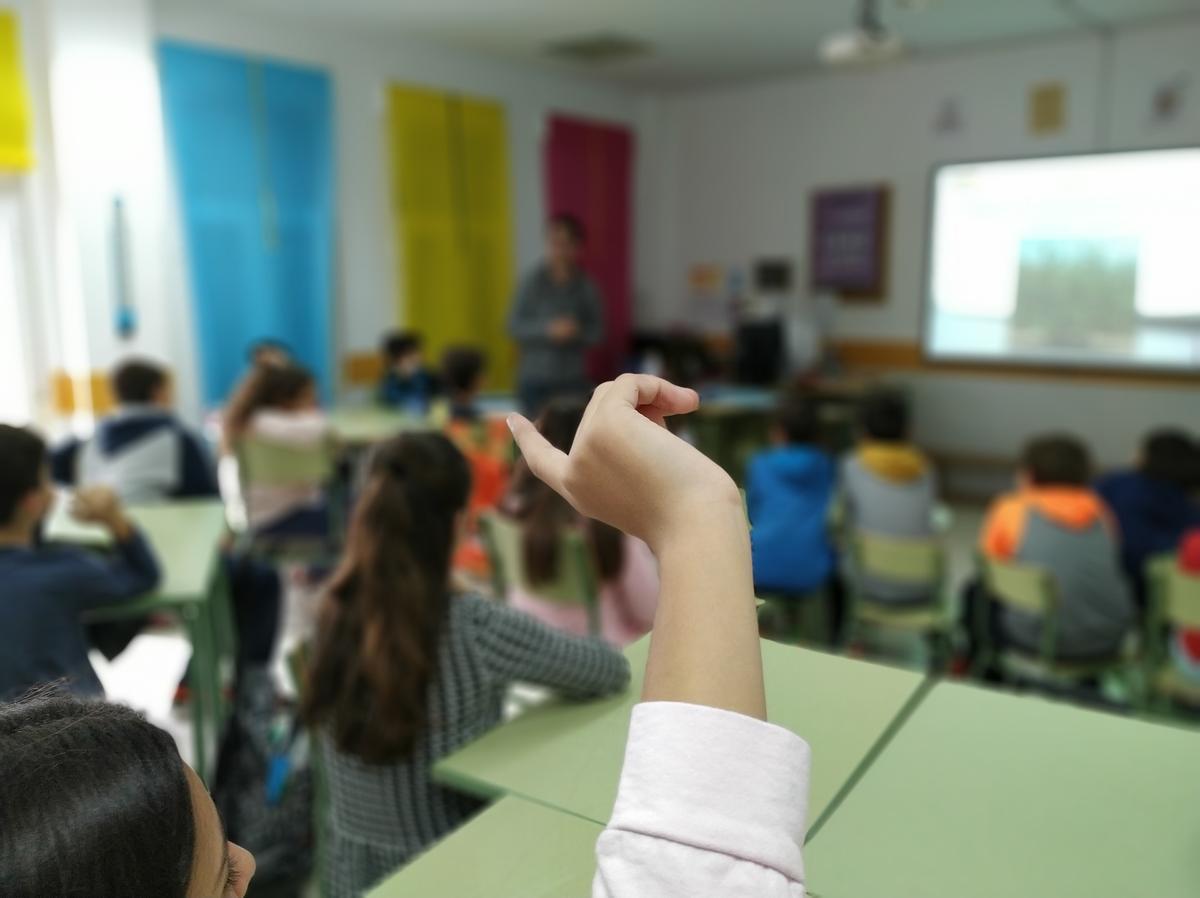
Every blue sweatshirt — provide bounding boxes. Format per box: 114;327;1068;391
0;529;161;700
378;368;441;414
1096;469;1200;602
747;445;836;594
51;407;217;503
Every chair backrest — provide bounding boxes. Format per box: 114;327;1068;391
981;557;1057;615
238;437;333;488
980;555;1059;662
1148;555;1200;630
852;531;943;586
480;512;600;635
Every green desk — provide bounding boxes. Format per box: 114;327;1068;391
805;681;1200;897
436;636;925;832
46;500;230;781
367;797;601;898
330;407;431;446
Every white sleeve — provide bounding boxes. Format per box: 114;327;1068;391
593;701;810;898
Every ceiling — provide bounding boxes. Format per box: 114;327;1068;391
158;0;1200;87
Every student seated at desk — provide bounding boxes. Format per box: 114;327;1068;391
302;432;628;898
840;388;937;603
0;426;160;701
1096;429;1200;608
0;695;255;897
508;374;811;898
52;358;217;503
440;345;486;424
378;330;440;414
224;364;331;668
502;399;659;647
973;434;1134;661
747;396;837;596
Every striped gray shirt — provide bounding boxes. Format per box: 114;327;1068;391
321;592;631;897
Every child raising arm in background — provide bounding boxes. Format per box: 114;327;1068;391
509;374;809;898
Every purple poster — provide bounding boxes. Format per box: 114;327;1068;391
810;186;889;299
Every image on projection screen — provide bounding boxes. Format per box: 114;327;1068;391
924;148;1200;370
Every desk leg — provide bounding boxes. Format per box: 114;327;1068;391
184;602;218;787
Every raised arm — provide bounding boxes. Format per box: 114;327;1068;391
509;375;763;717
509;375;809;898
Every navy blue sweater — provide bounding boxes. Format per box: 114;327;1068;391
1096;469;1200;603
0;529;160;700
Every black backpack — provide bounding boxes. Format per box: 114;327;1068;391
213;666;314;898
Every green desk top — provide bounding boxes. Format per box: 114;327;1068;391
436;636;925;830
46;499;227;606
329;407;431;445
805;681;1200;897
367;797;601;898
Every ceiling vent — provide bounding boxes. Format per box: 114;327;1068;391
546;33;652;65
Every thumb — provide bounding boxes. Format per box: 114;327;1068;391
507;414;569;497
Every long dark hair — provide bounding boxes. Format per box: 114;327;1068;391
303;432;471;763
0;694;196;897
506;398;623;585
224;363;316;440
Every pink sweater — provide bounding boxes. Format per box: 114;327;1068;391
594;701;810;897
507;534;659;647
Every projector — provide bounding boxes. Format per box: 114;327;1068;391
819;0;906;67
819;29;905;66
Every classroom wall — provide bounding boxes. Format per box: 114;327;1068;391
45;0;201;420
5;0;200;424
152;3;646;383
638;19;1200;466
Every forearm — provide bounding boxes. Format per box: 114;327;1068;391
642;490;765;720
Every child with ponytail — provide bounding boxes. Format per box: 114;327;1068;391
503;398;659;646
303;432;629;898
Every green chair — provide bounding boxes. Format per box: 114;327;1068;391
977;555;1135;690
235;435;339;562
479;512;601;637
1144;555;1200;712
846;531;952;668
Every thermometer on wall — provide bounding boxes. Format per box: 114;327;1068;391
111;195;137;340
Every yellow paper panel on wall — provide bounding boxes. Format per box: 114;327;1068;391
0;10;33;171
387;84;515;389
1028;81;1066;136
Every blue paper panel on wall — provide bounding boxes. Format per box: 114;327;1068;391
158;40;334;406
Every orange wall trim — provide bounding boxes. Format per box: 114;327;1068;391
50;370;114;415
832;339;1200;389
343;352;384;387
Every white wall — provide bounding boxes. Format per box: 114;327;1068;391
2;0;199;424
45;0;199;421
640;21;1200;465
153;4;646;369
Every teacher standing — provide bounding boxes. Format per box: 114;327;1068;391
508;214;605;416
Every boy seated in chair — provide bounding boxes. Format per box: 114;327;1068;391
52;359;217;503
974;434;1134;662
840;389;938;605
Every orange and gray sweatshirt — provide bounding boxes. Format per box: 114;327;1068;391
980;487;1134;659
